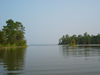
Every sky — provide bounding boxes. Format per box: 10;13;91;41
0;0;100;45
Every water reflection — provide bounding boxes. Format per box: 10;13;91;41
0;47;27;75
59;45;100;58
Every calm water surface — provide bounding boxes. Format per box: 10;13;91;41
0;45;100;75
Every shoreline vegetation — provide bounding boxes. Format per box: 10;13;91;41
0;44;28;49
58;32;100;46
0;46;28;49
69;44;100;47
0;19;27;49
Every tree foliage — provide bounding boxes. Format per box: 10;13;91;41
0;19;27;46
72;39;76;44
0;31;5;44
58;32;100;45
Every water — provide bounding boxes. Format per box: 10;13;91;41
0;45;100;75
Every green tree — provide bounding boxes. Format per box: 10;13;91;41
58;32;100;45
2;19;26;46
96;34;100;44
0;30;5;44
77;34;83;44
83;32;88;44
87;34;91;44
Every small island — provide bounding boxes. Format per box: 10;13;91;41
58;32;100;46
0;19;27;49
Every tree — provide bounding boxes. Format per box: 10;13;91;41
58;32;100;45
59;38;62;45
0;30;5;44
2;19;26;46
72;39;76;44
97;34;100;44
87;34;91;44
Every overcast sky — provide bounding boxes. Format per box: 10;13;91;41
0;0;100;45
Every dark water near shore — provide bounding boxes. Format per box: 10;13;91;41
0;45;100;75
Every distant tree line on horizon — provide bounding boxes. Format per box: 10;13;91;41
0;19;27;47
58;32;100;45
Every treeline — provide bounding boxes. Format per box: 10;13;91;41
0;19;27;47
58;32;100;45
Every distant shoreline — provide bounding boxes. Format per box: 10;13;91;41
59;44;100;47
75;44;100;47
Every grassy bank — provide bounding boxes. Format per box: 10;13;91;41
0;44;28;49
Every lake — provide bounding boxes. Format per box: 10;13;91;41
0;45;100;75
